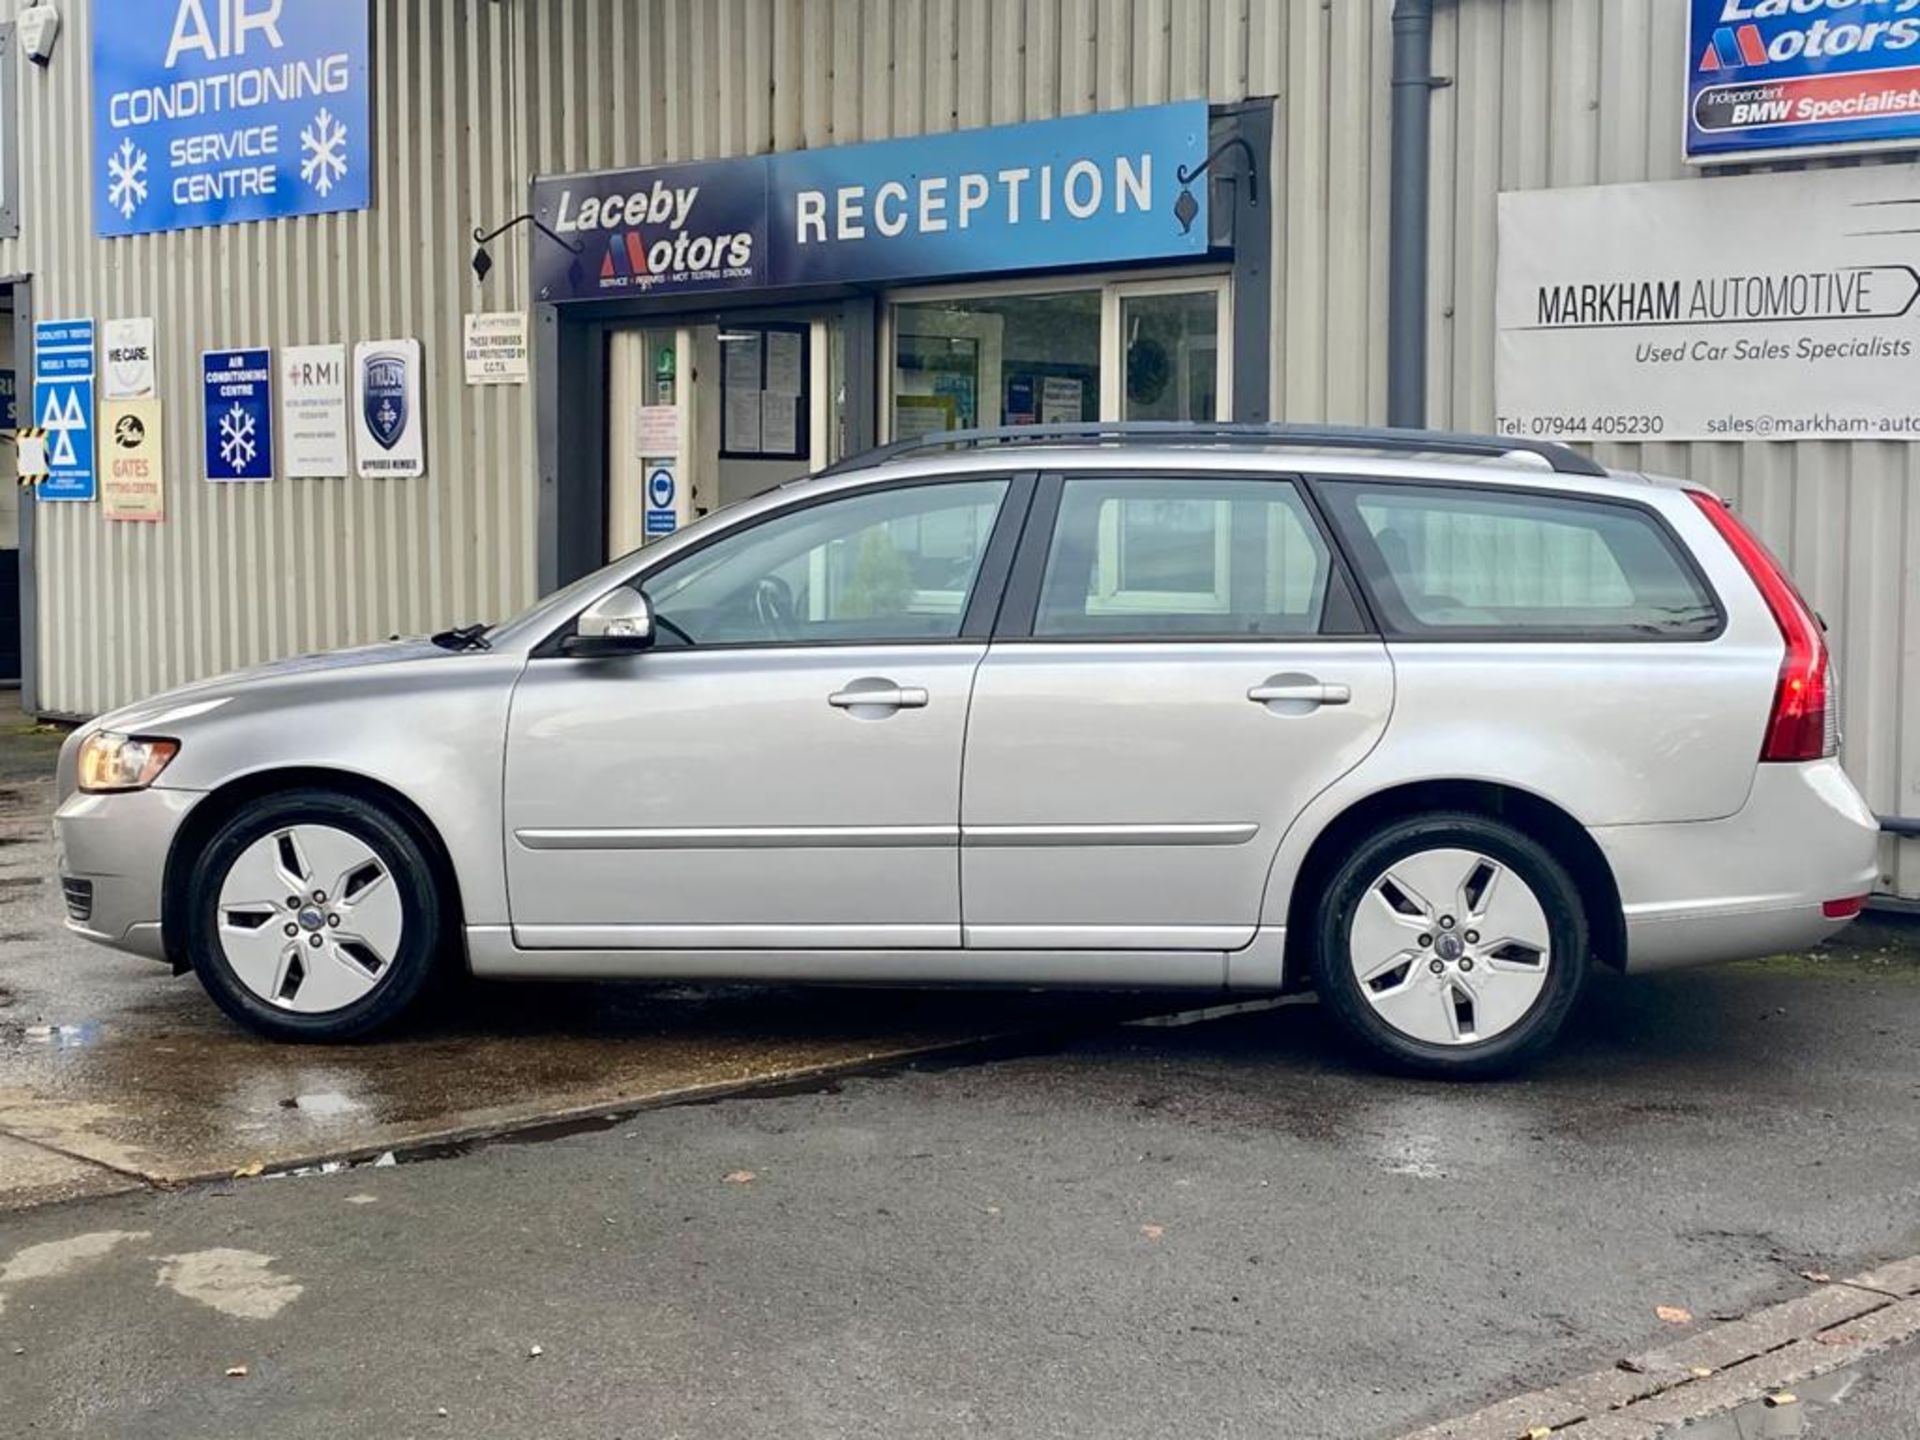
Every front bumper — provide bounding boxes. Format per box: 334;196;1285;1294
1593;758;1881;974
53;786;203;963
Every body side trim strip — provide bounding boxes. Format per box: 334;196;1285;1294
516;822;1261;851
516;825;960;851
963;822;1259;848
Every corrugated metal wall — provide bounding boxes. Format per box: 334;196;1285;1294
4;0;539;716
6;0;1912;892
1428;0;1918;894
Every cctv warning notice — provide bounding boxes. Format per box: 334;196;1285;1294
1687;0;1920;161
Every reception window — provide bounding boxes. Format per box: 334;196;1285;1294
886;274;1230;439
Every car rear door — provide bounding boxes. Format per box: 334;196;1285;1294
958;470;1394;952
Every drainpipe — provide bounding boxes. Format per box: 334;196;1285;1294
1387;0;1442;429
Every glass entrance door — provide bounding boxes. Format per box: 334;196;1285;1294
606;310;846;560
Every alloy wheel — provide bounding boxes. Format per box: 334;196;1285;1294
215;823;405;1013
1347;846;1552;1046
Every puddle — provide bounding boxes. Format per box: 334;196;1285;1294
17;1022;102;1049
1660;1366;1861;1437
281;1091;367;1118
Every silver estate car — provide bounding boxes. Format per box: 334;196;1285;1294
53;424;1881;1076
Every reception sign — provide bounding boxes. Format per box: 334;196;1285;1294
531;103;1212;301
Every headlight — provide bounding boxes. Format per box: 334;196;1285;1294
76;731;179;793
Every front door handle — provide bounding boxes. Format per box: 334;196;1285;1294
829;682;929;711
1248;680;1351;706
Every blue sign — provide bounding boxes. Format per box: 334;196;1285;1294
93;1;371;237
361;353;408;450
34;319;96;503
532;102;1211;300
1687;1;1920;162
202;348;274;481
644;464;678;536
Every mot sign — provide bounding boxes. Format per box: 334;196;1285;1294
1495;166;1920;444
93;0;371;237
1688;0;1920;162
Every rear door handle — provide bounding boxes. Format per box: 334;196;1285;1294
829;684;929;710
1248;681;1351;706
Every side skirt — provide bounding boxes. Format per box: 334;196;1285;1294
465;924;1291;990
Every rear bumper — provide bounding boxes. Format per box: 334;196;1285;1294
1592;758;1880;974
53;786;201;963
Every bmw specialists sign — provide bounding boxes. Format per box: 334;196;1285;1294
93;0;372;237
1688;0;1920;161
529;102;1211;301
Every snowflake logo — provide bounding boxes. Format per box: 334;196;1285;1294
107;138;148;220
218;403;257;472
299;108;349;196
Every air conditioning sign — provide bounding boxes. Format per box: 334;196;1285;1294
93;0;371;237
1688;0;1920;161
530;102;1210;301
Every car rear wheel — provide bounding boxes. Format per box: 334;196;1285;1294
1310;813;1589;1078
184;789;443;1041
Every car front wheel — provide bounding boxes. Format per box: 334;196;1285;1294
1310;812;1589;1078
184;789;444;1041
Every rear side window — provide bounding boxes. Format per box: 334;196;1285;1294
1319;481;1720;638
1033;476;1340;638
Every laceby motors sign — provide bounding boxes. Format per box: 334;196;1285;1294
529;103;1210;300
93;0;371;237
1688;0;1920;161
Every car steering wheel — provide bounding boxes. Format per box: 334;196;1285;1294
752;575;795;640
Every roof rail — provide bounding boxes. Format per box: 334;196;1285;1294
816;420;1608;479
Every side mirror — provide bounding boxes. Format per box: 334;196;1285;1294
563;587;655;657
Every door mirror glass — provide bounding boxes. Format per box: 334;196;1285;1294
567;587;655;655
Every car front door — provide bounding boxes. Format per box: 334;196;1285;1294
503;474;1028;951
959;471;1393;952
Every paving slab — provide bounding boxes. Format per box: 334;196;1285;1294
0;1134;141;1211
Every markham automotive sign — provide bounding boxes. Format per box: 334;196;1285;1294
1496;165;1920;443
1688;0;1920;161
529;102;1210;300
93;0;371;237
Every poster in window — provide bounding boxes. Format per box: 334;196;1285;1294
765;330;803;395
1039;375;1083;424
720;323;810;460
724;387;762;454
762;392;799;454
722;332;762;389
894;394;956;441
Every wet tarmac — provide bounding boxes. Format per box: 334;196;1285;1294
0;723;1143;1199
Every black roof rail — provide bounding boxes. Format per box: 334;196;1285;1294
816;420;1608;479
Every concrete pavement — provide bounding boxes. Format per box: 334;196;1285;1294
3;939;1920;1438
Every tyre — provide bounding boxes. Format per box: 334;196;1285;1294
183;788;445;1041
1309;812;1589;1078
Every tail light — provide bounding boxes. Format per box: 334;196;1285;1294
1687;490;1835;763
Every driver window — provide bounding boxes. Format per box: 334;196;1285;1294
644;479;1010;647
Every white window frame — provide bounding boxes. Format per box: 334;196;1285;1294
1102;274;1233;424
